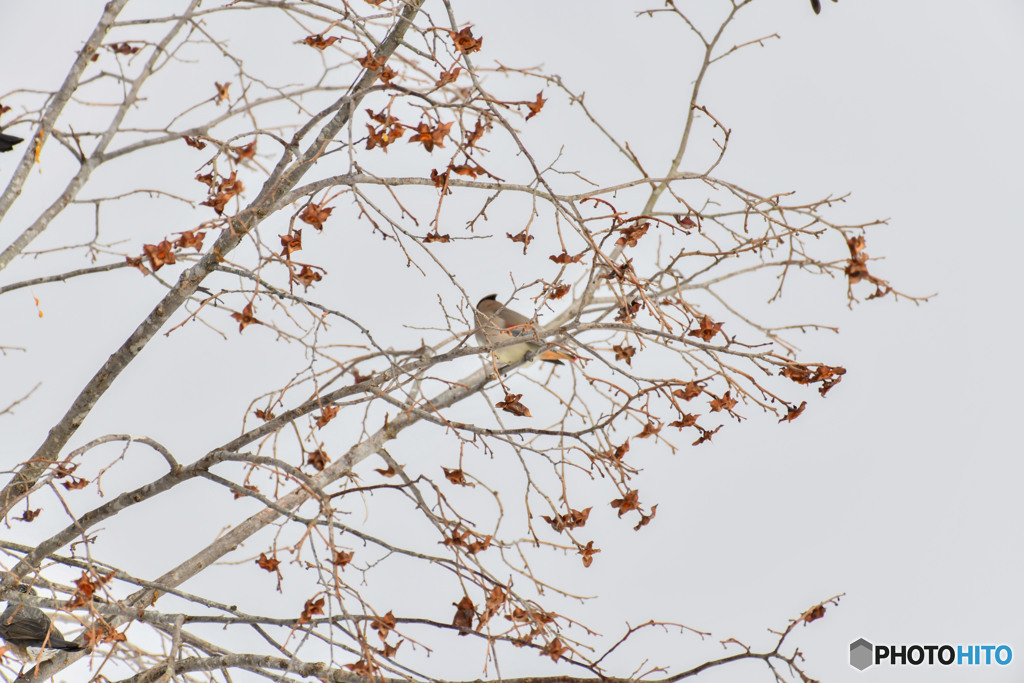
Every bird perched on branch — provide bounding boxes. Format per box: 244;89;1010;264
810;0;838;14
474;295;576;366
0;132;24;153
0;585;84;667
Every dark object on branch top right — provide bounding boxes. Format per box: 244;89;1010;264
0;132;24;153
810;0;838;14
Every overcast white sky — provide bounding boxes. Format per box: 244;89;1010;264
2;1;1023;682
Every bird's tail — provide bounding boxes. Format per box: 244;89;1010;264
47;635;84;652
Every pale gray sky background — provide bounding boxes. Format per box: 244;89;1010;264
1;1;1022;682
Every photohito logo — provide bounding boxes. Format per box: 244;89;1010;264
849;638;1012;671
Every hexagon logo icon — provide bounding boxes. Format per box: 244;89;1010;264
850;638;874;670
